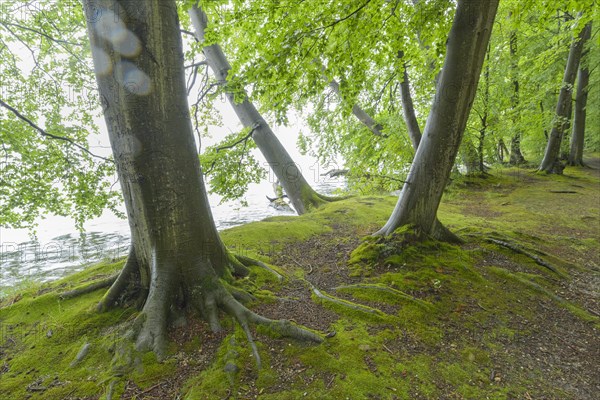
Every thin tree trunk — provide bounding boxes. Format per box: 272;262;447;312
84;0;320;358
497;139;509;163
568;23;593;166
477;44;491;173
509;27;526;165
327;77;384;136
376;0;499;240
539;20;592;173
462;139;480;176
189;6;328;214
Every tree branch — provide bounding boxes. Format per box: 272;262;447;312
307;0;372;34
216;127;256;153
0;20;82;46
0;99;112;162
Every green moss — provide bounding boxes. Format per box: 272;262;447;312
1;160;598;399
488;267;599;324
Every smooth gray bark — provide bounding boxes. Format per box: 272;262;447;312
84;0;320;357
568;23;593;166
327;77;384;136
376;0;499;239
189;5;326;214
539;21;592;173
399;61;422;150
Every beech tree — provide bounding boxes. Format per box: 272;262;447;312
188;5;333;214
83;0;321;357
375;0;499;239
539;19;592;173
568;22;593;167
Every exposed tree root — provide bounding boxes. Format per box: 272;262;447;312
234;254;284;281
334;284;433;309
486;238;563;276
96;250;321;369
59;275;117;300
69;343;91;368
317;193;354;202
307;282;387;316
432;220;464;244
97;248;140;311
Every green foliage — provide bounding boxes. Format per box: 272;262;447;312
200;128;266;204
0;0;121;230
1;163;599;398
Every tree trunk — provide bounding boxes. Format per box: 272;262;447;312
568;23;592;167
539;20;591;173
477;44;491;173
376;0;499;239
509;28;526;165
189;5;328;214
399;61;422;150
327;77;384;137
497;139;508;163
84;0;320;358
462;139;480;176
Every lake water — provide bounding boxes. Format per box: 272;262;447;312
0;176;345;293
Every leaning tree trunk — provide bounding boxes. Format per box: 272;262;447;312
189;5;329;214
568;22;593;166
509;27;526;165
84;0;320;358
539;20;592;173
399;59;423;151
327;76;384;137
376;0;499;239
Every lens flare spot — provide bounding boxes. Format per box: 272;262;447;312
119;61;152;96
114;30;141;57
91;46;112;75
95;9;127;43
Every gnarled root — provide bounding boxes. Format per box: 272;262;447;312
99;248;322;367
486;238;563;276
190;280;323;368
59;274;117;300
97;248;140;312
234;254;284;281
334;284;433;309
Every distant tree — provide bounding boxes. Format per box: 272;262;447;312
539;19;592;173
508;21;527;165
189;6;333;214
568;22;593;167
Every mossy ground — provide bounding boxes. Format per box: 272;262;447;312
1;159;598;399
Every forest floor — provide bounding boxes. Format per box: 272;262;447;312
0;158;598;399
